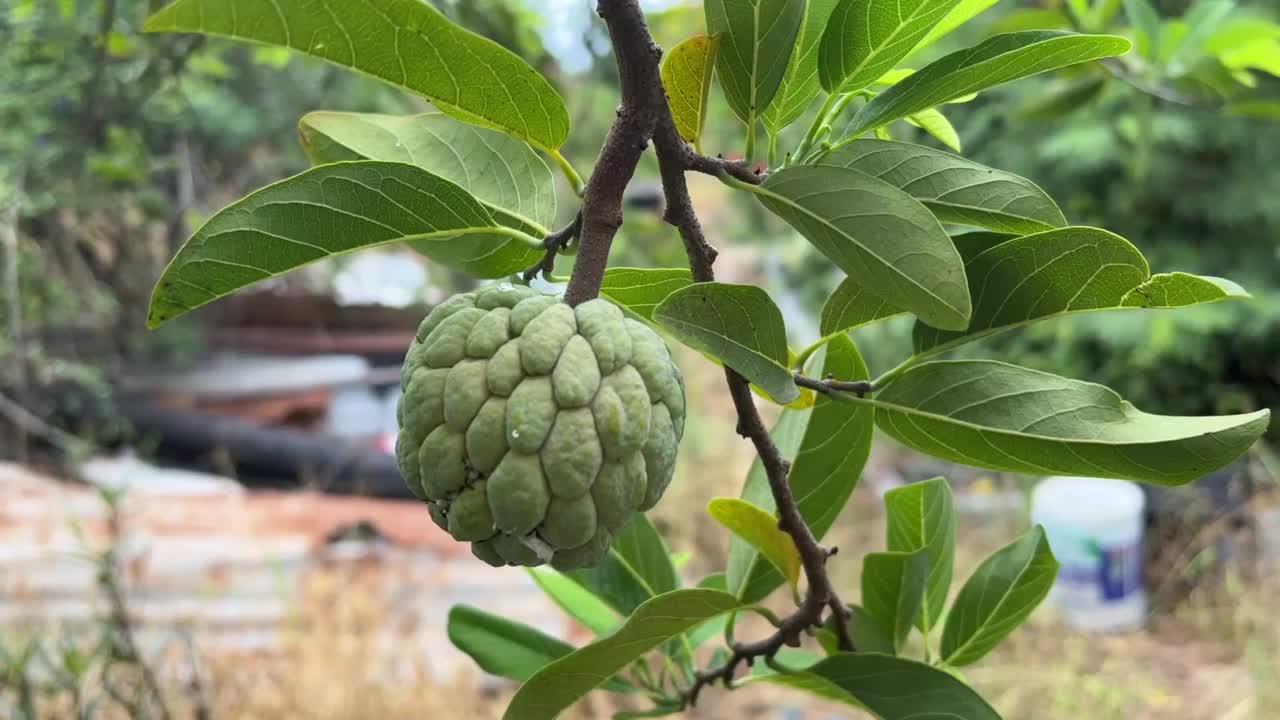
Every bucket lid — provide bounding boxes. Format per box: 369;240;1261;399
1032;475;1146;522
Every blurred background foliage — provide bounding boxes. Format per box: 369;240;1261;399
1;0;1277;436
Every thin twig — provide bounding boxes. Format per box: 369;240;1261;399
523;211;582;282
794;373;873;397
573;2;854;709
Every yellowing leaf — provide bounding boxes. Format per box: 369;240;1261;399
708;498;802;594
661;34;720;150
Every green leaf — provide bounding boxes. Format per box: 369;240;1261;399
566;515;679;617
912;228;1252;358
751;165;971;331
819;0;965;94
298;112;555;235
941;526;1057;666
762;0;842;133
707;498;802;595
447;606;629;692
747;649;864;705
905;108;961;152
661;34;720;150
824;140;1067;234
705;0;806;124
731;336;872;602
503;589;746;720
842;31;1132;138
598;268;695;326
653;282;798;404
908;0;1002;59
1018;74;1108;120
528;568;619;636
819;278;902;337
144;0;569;151
147;162;536;327
847;604;898;655
871;360;1271;485
1168;0;1235;71
1224;99;1280;119
727;405;813;601
884;477;955;634
861;550;929;653
1122;0;1163;59
807;653;1002;719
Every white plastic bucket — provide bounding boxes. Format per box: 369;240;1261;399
1031;476;1146;632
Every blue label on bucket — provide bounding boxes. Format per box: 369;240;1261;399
1045;528;1142;602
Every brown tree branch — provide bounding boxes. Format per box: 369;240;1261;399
570;1;854;709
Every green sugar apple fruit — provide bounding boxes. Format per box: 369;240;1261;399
396;283;685;570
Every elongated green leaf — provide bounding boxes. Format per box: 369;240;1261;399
661;34;720;150
861;550;929;653
847;604;897;655
912;228;1251;357
1120;272;1249;307
598;268;694;326
884;477;955;634
527;568;619;636
727;404;813;601
941;526;1057;666
908;0;1002;59
762;0;841;133
905;108;961;152
298;112;555;235
843;31;1132;138
145;0;568;150
733;336;873;602
807;653;1001;719
566;515;679;617
447;606;629;692
1018;73;1108;120
1169;0;1235;71
504;589;746;720
708;498;802;594
819;0;965;94
825;139;1067;235
871;360;1271;485
752;165;971;331
705;0;806;124
147;161;535;327
819;278;902;337
653;283;797;404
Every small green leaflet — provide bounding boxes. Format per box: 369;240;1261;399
1122;0;1163;59
819;0;965;94
806;653;1002;719
298;112;556;236
871;360;1271;485
144;0;569;151
912;228;1252;358
819;278;902;337
824;139;1068;235
884;477;955;634
842;31;1132;139
661;35;720;151
905;108;962;152
762;0;841;133
503;589;747;720
527;568;619;636
566;515;679;618
941;526;1057;666
598;267;694;326
705;0;806;124
653;282;798;404
707;498;802;595
861;550;929;653
750;165;972;331
147;161;537;327
446;605;629;692
731;336;872;602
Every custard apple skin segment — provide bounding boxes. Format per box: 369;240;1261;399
396;285;685;569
